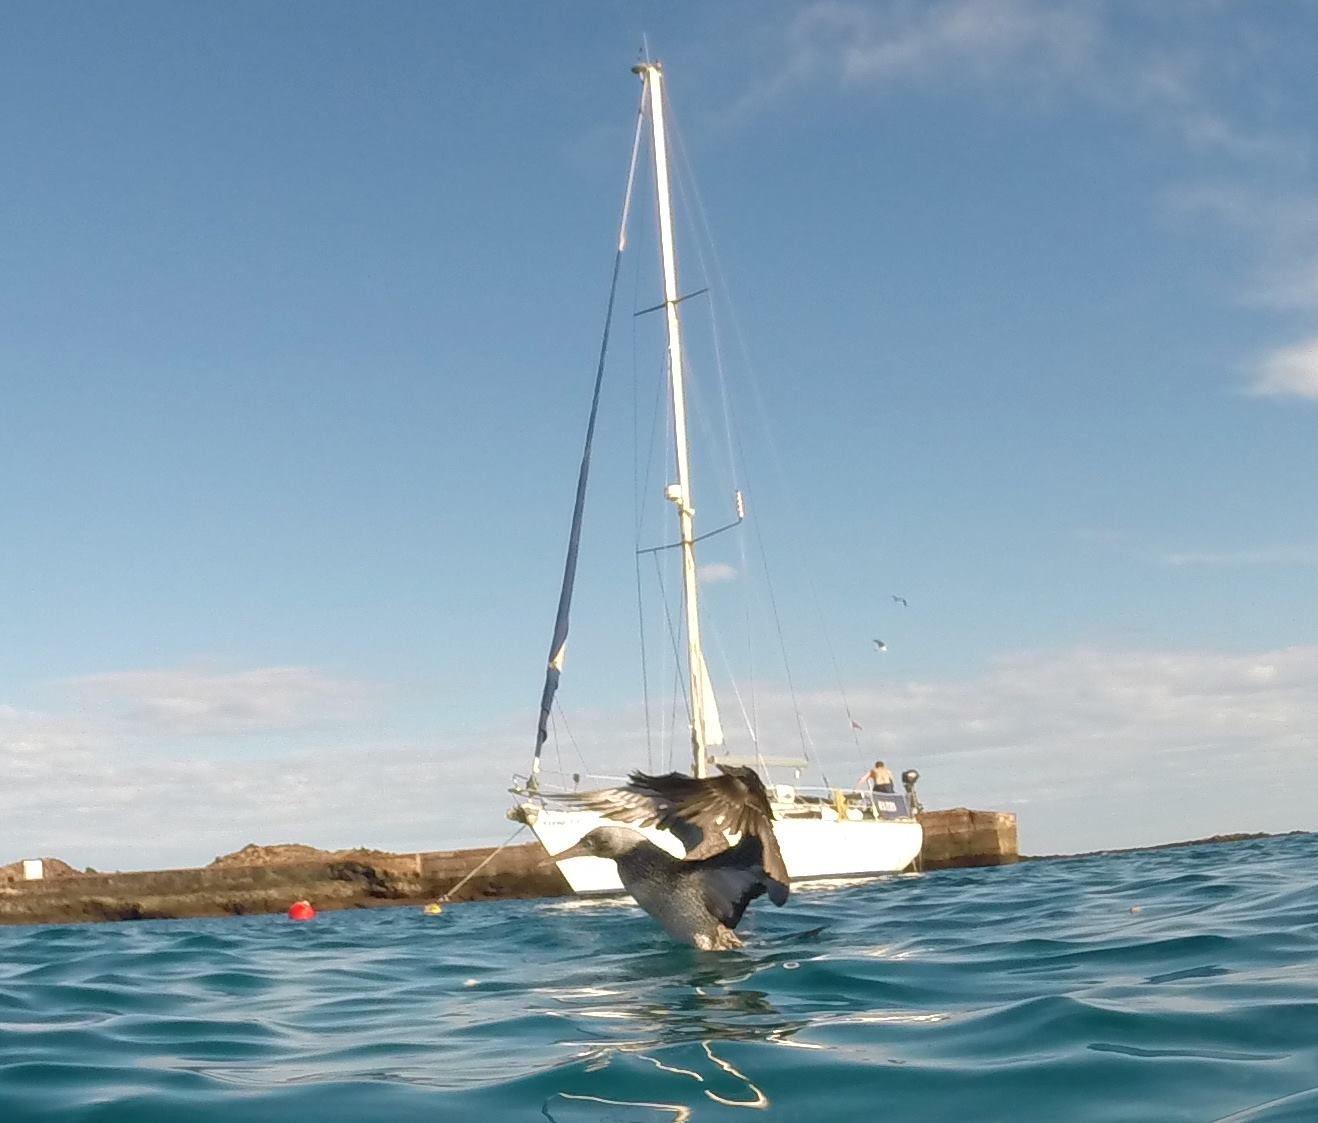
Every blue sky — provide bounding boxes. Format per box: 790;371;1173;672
3;2;1316;870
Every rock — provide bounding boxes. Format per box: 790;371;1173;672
0;857;80;886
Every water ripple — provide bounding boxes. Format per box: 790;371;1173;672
0;833;1315;1121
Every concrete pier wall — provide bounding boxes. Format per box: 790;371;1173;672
918;807;1019;870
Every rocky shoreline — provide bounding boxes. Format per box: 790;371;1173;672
0;841;570;927
1020;830;1309;862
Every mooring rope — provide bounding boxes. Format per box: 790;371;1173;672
439;825;528;903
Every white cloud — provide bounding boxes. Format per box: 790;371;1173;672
799;0;1097;87
0;702;529;871
1251;260;1318;311
699;562;739;584
748;1;1317;358
725;2;1318;414
723;0;1099;118
65;665;374;736
9;647;1316;869
0;703;99;773
540;646;1318;854
736;0;1292;160
1160;545;1318;566
1248;337;1318;400
807;645;1318;853
1169;187;1318;316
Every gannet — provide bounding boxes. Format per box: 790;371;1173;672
552;825;787;950
561;764;788;890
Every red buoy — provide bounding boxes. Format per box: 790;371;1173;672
287;900;316;921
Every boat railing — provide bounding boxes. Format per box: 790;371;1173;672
771;783;915;822
515;772;915;823
511;771;632;797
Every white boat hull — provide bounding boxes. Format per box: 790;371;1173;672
519;801;923;895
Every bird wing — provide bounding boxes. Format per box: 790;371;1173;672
559;773;707;853
636;765;790;897
694;834;785;929
560;766;789;894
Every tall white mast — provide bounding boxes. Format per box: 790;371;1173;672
636;61;717;779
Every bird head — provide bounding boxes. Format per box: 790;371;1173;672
551;825;646;863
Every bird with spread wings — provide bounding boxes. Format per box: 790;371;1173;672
558;763;789;902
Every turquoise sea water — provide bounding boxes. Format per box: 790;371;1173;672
2;834;1316;1122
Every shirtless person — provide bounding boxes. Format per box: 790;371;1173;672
856;760;895;794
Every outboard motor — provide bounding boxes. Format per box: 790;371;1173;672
901;768;923;815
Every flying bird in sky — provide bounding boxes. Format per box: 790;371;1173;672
891;595;909;607
873;639;887;652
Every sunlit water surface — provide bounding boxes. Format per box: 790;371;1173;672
2;834;1316;1121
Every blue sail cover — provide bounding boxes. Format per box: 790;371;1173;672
531;251;624;784
531;78;645;788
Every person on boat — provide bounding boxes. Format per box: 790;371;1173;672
856;760;895;794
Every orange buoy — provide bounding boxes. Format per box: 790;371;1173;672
288;900;316;921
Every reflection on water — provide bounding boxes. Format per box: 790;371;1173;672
532;936;960;1116
544;1036;770;1119
530;945;831;1115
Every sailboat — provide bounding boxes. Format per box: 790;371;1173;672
509;61;922;895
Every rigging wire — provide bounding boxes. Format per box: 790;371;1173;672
633;560;654;774
703;615;770;778
659;92;769;768
666;126;762;761
633;364;672;770
553;698;589;770
651;549;692;727
666;109;865;788
631;165;655;773
664;99;820;776
631;156;689;769
752;519;816;768
666;659;682;773
626;69;852;790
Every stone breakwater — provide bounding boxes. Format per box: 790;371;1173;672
1;807;1016;927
